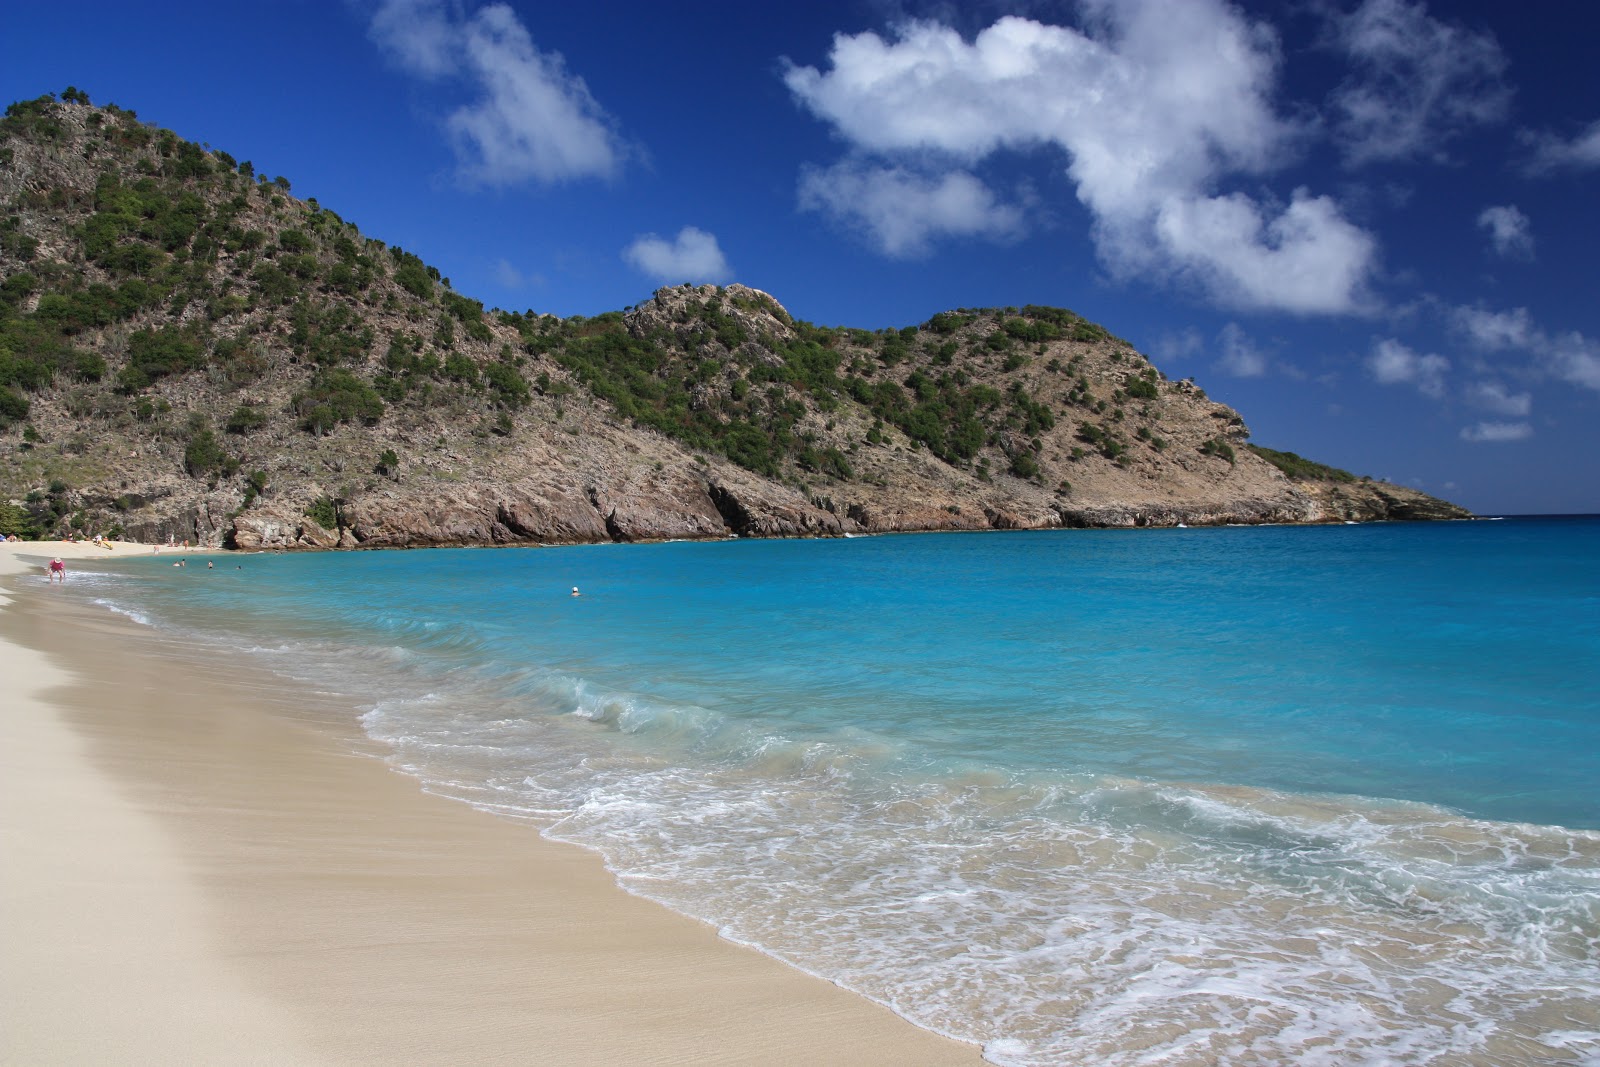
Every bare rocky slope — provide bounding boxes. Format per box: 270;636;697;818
0;93;1468;549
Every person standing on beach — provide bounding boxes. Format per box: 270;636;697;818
47;558;65;583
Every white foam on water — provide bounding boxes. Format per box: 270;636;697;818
515;747;1600;1066
92;597;153;627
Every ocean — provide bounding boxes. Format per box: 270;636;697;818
64;517;1600;1065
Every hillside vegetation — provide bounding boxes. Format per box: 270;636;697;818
0;91;1468;547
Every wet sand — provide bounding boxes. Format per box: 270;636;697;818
0;542;981;1065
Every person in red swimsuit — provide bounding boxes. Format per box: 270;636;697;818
48;558;65;583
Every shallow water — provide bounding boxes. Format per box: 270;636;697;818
68;518;1600;1064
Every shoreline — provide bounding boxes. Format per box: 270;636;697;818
0;541;981;1065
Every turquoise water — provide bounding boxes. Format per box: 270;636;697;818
69;518;1600;1064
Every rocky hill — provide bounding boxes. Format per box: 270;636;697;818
0;92;1468;548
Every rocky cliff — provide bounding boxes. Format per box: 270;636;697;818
0;93;1469;549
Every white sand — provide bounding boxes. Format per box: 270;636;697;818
0;541;982;1065
1;542;323;1064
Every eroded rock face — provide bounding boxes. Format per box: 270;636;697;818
230;515;296;550
494;483;610;543
590;477;727;542
1295;481;1471;523
297;517;339;549
211;466;1470;551
704;474;845;538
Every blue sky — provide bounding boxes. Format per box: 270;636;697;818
6;1;1598;514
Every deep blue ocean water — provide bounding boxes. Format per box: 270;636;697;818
65;517;1600;1065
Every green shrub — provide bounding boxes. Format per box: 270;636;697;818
183;427;234;478
304;495;337;530
250;262;296;304
0;385;29;426
293;368;384;432
1247;445;1354;482
0;500;41;538
119;326;204;391
225;404;267;434
443;351;478;383
393;254;433;300
482;361;530;407
442;292;492;342
240;471;268;509
1124;375;1158;399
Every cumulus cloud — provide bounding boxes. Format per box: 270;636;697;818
1460;421;1531;443
1452;305;1600;392
797;163;1023;258
1215;323;1268;377
1453;305;1534;351
1367;337;1449;397
1323;0;1510;166
369;0;623;186
783;2;1377;313
1545;332;1600;392
1476;205;1533;260
1520;118;1600;175
1462;380;1531;416
622;227;732;284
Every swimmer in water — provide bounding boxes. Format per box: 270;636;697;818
571;586;581;597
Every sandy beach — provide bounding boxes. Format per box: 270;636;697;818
0;541;980;1065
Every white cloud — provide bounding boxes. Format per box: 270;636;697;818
1520;118;1600;175
1151;327;1204;362
622;227;732;284
1453;305;1533;351
1546;331;1600;392
1215;323;1268;378
784;3;1378;313
796;163;1023;258
1323;0;1510;166
369;0;457;75
1460;421;1532;443
1151;188;1376;315
1462;380;1531;417
369;0;623;186
1452;305;1600;392
1476;205;1533;260
1367;337;1449;397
